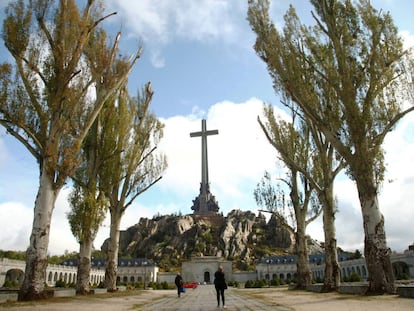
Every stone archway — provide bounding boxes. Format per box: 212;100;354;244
393;261;409;279
5;269;24;287
204;271;211;283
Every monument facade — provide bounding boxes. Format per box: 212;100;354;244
190;119;220;215
181;256;232;284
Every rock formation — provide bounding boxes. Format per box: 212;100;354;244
102;210;304;270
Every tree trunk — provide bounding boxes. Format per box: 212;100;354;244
76;237;94;295
357;186;395;294
104;209;122;291
295;217;311;289
320;188;340;292
18;167;58;301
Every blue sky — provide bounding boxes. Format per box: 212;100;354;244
0;0;414;256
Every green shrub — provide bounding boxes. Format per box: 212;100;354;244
144;281;173;290
160;281;171;289
259;279;268;287
227;281;239;288
343;273;362;282
270;278;282;286
313;276;323;284
55;279;66;288
396;273;409;280
134;282;144;289
3;280;19;288
350;273;361;282
245;279;268;288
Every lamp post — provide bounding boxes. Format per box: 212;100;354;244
266;259;270;284
143;261;147;290
143;250;148;290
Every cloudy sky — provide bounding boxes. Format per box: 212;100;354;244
0;0;413;256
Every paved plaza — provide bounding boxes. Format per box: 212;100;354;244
0;285;290;311
135;284;290;311
1;285;414;311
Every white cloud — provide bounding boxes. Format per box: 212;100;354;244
149;49;166;68
401;30;414;50
104;0;247;67
49;188;79;254
106;1;169;44
0;202;32;251
173;0;238;42
106;0;244;44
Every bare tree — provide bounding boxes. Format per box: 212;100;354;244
0;0;140;299
254;171;296;253
248;0;414;293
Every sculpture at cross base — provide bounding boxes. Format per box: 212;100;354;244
190;119;220;215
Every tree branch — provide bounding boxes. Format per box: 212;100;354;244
0;120;41;162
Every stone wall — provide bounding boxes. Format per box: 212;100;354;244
233;271;257;283
157;272;177;284
182;256;232;284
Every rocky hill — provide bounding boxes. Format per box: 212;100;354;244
102;209;315;271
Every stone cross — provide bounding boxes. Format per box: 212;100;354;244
190;119;218;195
190;119;219;214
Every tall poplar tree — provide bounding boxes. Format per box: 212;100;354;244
259;101;344;291
68;185;107;294
248;0;414;293
67;27;140;295
67;116;108;294
256;108;322;288
0;0;140;299
308;119;343;291
98;83;167;291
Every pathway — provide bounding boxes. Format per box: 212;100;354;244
135;284;291;311
2;285;413;311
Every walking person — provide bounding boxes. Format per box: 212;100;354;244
214;266;227;309
174;273;184;298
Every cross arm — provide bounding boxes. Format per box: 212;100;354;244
190;130;219;137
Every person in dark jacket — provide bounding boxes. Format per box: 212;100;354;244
174;273;184;297
214;266;227;308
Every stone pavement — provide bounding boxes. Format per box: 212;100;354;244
135;284;291;311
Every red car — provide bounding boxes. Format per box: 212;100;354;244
183;282;198;289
